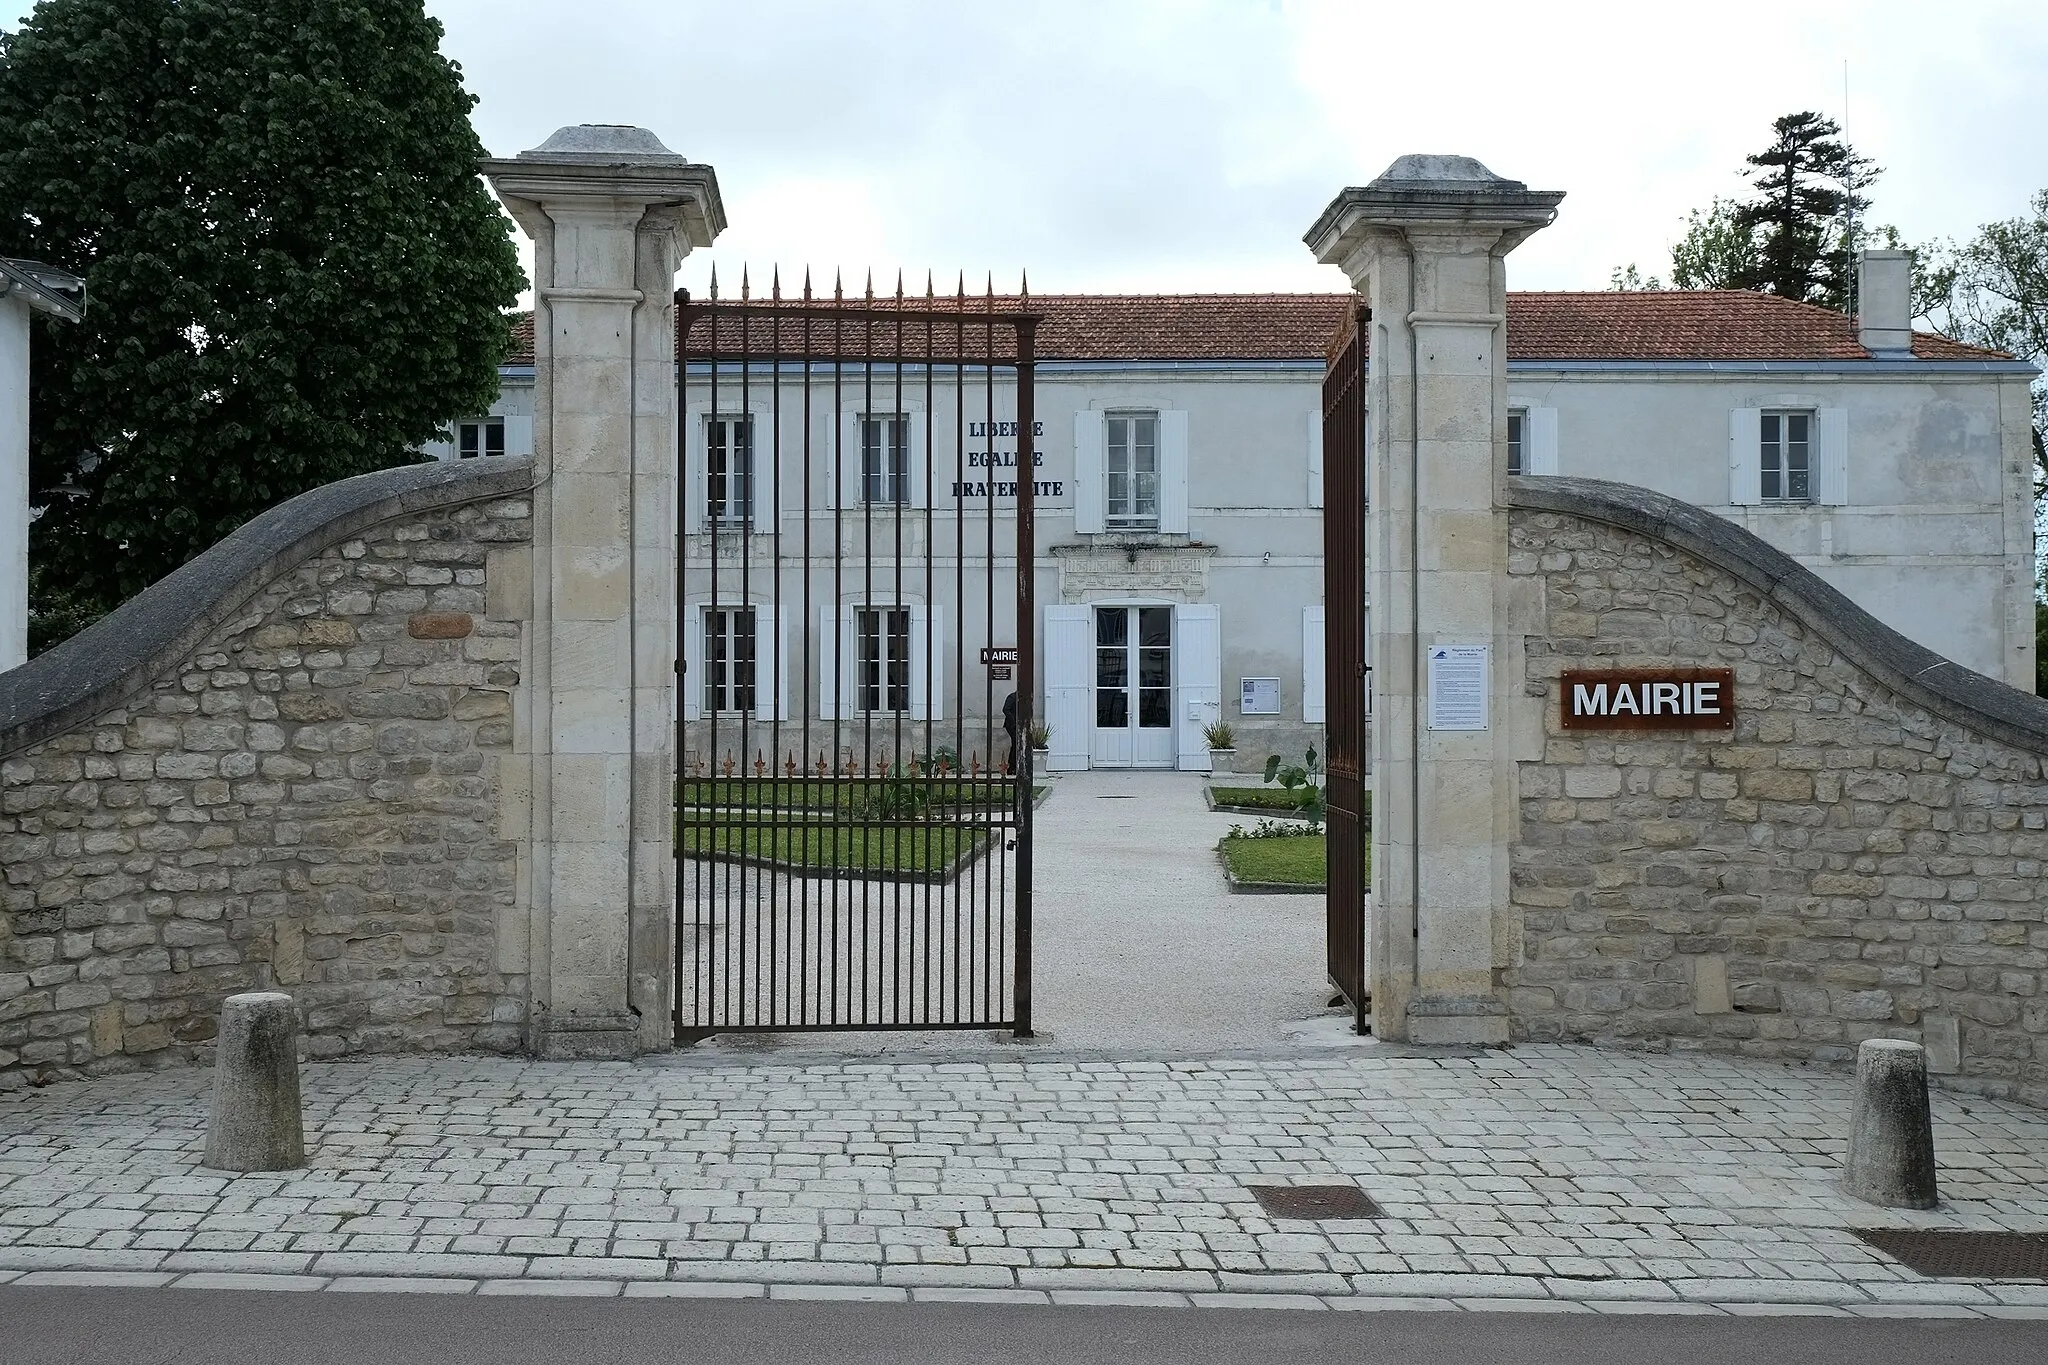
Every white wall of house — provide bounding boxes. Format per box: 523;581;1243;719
1510;364;2038;685
474;323;2032;775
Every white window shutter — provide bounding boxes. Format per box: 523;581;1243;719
835;411;863;508
750;419;778;533
909;412;930;508
681;606;704;722
503;414;534;458
1303;606;1326;723
1073;410;1106;534
1173;603;1220;771
909;604;945;721
1527;407;1559;476
1307;409;1324;508
1728;408;1763;505
752;606;786;723
817;604;843;720
1158;410;1190;533
1042;605;1092;771
683;412;707;531
1816;407;1849;505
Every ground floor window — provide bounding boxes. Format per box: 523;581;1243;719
856;606;911;712
703;607;757;713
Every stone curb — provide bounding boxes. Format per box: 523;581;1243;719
1;1263;2041;1319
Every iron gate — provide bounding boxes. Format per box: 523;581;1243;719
1322;304;1370;1034
675;273;1039;1038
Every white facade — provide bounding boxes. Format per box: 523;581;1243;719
442;284;2039;772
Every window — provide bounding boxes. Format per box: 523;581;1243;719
702;608;757;714
457;418;504;460
1506;410;1525;476
861;414;909;505
1761;410;1812;502
855;606;911;712
1106;411;1159;529
708;415;754;524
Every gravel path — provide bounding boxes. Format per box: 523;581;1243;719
685;769;1334;1059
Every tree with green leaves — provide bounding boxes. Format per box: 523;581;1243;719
0;0;523;652
1612;112;1879;310
1917;188;2048;640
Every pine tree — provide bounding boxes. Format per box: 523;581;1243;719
1625;112;1881;310
1728;111;1878;310
0;0;524;648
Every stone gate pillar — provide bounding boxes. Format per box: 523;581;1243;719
483;127;724;1058
1306;157;1560;1044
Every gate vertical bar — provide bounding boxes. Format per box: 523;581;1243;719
1012;307;1038;1039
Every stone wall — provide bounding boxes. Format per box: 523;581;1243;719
1505;476;2048;1105
0;459;536;1088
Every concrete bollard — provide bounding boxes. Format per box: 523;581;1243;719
202;992;306;1172
1842;1038;1937;1209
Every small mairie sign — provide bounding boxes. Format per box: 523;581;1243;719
1560;668;1734;731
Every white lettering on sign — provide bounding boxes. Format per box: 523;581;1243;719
1560;670;1734;730
1426;644;1489;732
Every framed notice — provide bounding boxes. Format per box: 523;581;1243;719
1560;668;1734;730
1426;644;1489;731
1240;677;1281;715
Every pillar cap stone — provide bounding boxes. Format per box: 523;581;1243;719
521;124;690;164
481;125;725;248
1304;153;1564;272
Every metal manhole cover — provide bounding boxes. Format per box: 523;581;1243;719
1246;1184;1385;1220
1852;1229;2048;1279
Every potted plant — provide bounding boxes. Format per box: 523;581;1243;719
1202;720;1237;773
1028;720;1052;756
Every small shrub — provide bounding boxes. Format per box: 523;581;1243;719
1202;720;1236;749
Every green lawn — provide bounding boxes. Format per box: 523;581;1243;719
679;777;1037;813
679;815;985;877
1217;832;1329;887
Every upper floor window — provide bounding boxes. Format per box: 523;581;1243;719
862;414;909;505
1761;410;1813;503
457;418;504;459
855;605;911;713
1506;410;1525;476
707;415;754;524
702;606;757;714
1106;411;1159;529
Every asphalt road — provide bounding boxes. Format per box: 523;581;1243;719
1;1289;2041;1365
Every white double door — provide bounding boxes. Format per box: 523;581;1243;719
1042;602;1221;772
1091;605;1175;768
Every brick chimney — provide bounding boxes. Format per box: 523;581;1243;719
1857;249;1913;357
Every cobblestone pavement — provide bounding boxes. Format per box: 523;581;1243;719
2;1044;2047;1317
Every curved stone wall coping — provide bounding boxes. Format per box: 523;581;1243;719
1507;474;2048;759
1;458;538;759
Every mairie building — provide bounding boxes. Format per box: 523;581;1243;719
428;253;2038;773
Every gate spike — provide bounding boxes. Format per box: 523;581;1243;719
925;269;935;301
956;269;965;304
864;267;873;303
1020;268;1029;302
708;263;718;302
803;266;813;303
833;269;842;302
894;267;904;304
771;263;781;302
740;263;750;302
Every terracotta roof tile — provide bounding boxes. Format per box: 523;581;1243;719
499;290;2007;368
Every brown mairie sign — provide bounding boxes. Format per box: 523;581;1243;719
1560;668;1734;731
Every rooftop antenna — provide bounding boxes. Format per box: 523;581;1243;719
1843;58;1858;321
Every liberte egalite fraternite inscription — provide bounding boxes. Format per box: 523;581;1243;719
1559;668;1735;731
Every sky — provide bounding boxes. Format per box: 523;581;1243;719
8;0;2046;301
